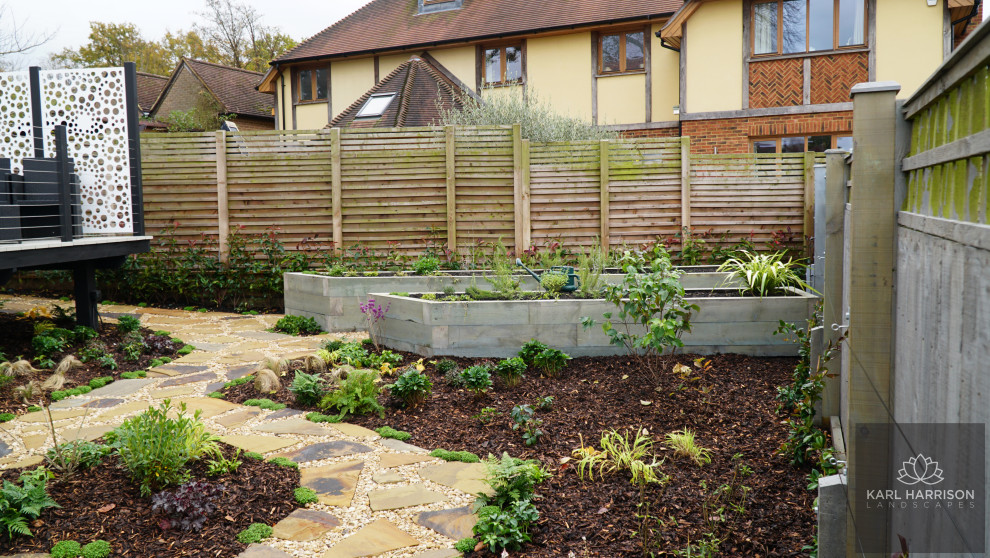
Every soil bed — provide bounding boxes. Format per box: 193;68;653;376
0;443;300;557
223;350;814;557
0;311;182;415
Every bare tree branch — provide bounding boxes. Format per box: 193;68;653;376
0;3;55;68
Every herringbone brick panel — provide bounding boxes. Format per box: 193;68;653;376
810;52;868;105
749;58;803;108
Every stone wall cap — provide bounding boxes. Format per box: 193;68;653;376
850;82;902;96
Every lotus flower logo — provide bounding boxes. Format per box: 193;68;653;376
897;454;945;486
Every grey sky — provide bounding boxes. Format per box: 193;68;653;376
3;0;375;69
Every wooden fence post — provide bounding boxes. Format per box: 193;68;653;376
822;149;849;422
803;152;816;257
521;138;531;250
215;130;229;263
331;127;342;254
680;136;692;235
445;126;457;252
512;124;524;252
600;139;610;250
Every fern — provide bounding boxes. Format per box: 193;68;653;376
0;467;60;538
319;370;384;419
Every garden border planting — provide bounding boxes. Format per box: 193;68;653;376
374;289;817;357
283;267;740;332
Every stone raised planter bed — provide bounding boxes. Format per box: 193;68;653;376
283;267;740;332
374;288;817;358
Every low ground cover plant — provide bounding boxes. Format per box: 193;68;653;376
319;369;384;419
472;452;551;552
272;315;323;336
386;362;432;408
0;467;60;538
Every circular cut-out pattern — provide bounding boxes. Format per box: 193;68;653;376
41;68;133;233
0;71;34;175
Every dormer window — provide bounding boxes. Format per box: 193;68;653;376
418;0;461;15
357;93;396;118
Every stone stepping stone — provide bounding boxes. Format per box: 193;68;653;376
411;549;461;558
380;438;428;453
59;423;118;443
262;408;305;421
149;364;210;378
326;422;379;438
272;509;340;541
174;397;242;418
226;363;257;379
255;418;340;437
0;440;11;459
49;397;88;409
93;400;157;420
368;485;447;511
276;441;373;463
151;386;199;399
372;471;404;484
300;460;364;507
0;553;52;558
380;453;434;469
419;462;491;495
219;352;265;365
417;506;478;540
220;435;300;454
206;381;227;393
88;378;155;398
82;398;126;409
0;455;43;468
174;351;214;364
241;330;295;341
321;519;418;558
236;544;292;558
159;371;217;387
14;408;88;424
188;342;229;352
214;407;262;428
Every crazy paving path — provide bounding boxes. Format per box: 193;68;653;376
0;294;481;558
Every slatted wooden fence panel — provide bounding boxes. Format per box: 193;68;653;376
690;153;807;248
139;128;810;261
607;138;683;248
452;126;516;252
339;127;448;254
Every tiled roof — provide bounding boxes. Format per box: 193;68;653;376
184;59;274;118
135;72;168;113
330;54;473;128
276;0;683;63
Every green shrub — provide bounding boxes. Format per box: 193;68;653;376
539;272;568;294
116;315;141;334
26;405;42;413
236;523;273;544
267;457;298;469
46;440;109;472
429;449;480;463
518;339;549;367
208;392;225;399
289;370;327;406
294;487;318;505
81;540;111;558
0;413;14;423
494;358;526;387
375;426;411;441
412;255;441;275
434;359;457;374
531;347;570;378
273;315;324;336
472;452;552;553
460;365;492;397
0;467;60;538
478;452;552;509
112;400;219;496
120;371;147;379
454;537;479;553
474;499;540;552
177;345;195;356
50;385;93;402
206;450;243;476
88;376;114;389
319;370;384;419
223;376;252;389
305;411;342;423
386;368;432;408
72;326;98;343
243;452;264;460
320;338;345;352
243;398;286;411
50;540;82;558
718;250;811;297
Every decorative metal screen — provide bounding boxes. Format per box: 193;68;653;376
40;68;133;233
0;71;34;175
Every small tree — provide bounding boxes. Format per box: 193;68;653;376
164;90;232;132
438;88;615;142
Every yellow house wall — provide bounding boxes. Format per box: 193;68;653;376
651;23;680;122
875;0;944;99
378;54;409;79
330;58;375;120
481;84;524;104
274;68;290;130
685;1;743;113
428;46;476;86
598;74;646;125
527;32;593;122
296;103;329;130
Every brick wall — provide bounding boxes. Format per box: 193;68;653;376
682;110;853;154
152;66;206;119
750;58;803;108
955;4;983;49
230;116;275;131
810;52;869;104
748;51;868;108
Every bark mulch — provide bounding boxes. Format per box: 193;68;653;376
224;351;815;557
0;443;300;557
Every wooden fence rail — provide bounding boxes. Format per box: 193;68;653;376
140;125;811;259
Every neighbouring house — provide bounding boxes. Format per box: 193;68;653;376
660;0;982;153
259;0;979;152
151;58;275;131
135;71;169;131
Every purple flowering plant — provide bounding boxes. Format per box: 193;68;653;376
360;298;391;350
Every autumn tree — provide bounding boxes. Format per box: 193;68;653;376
197;0;296;72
